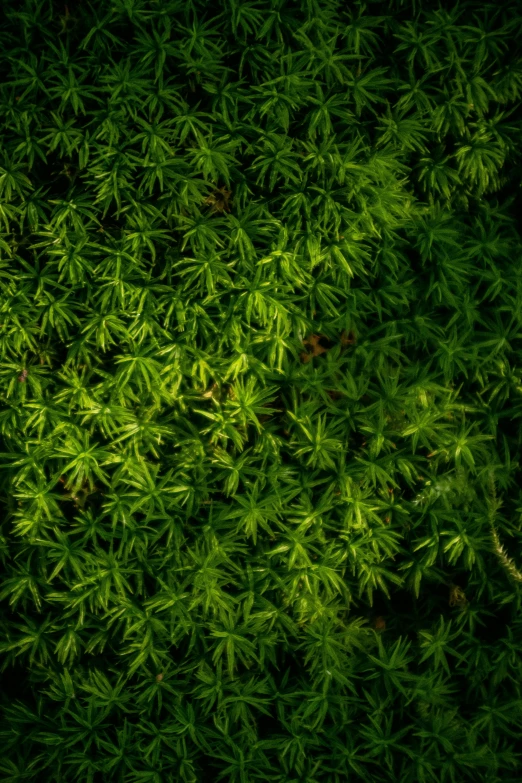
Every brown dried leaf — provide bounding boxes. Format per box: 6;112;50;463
301;333;329;362
340;329;357;346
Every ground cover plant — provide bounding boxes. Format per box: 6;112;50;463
1;0;522;780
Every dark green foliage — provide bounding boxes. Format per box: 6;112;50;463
1;0;522;780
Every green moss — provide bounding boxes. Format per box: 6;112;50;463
1;0;522;780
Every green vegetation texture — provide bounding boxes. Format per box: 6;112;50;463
1;0;522;780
